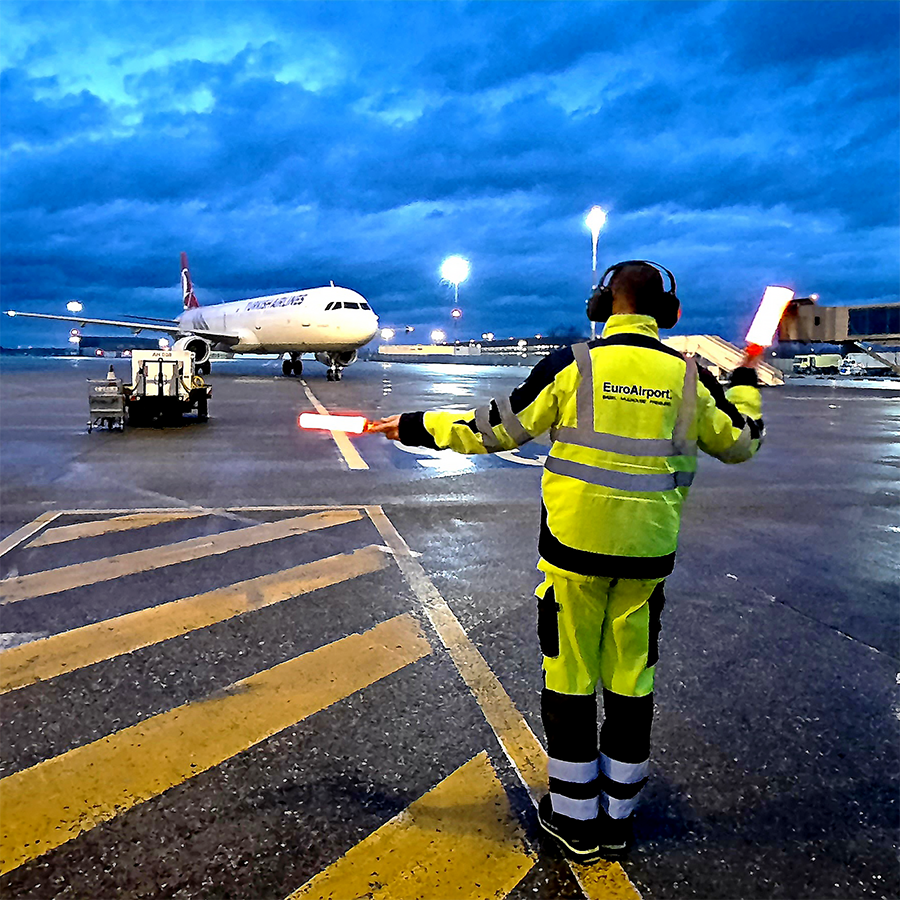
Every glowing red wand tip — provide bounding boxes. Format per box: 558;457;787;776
298;413;369;434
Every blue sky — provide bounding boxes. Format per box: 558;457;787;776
1;0;898;347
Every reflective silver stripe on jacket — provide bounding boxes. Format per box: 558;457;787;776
600;753;649;785
712;423;754;462
672;356;698;455
559;343;698;458
553;427;683;457
545;455;695;491
474;404;502;451
549;756;599;784
496;394;533;446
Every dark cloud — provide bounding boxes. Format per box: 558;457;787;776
0;0;897;347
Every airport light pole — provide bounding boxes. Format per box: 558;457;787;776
585;206;607;340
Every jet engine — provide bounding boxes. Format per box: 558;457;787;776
173;336;212;366
315;350;357;368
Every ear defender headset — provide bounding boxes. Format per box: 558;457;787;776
586;259;681;329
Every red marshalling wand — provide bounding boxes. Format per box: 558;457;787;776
298;413;370;434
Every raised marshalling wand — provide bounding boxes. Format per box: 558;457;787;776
743;285;795;363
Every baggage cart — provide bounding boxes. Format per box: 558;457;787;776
87;379;126;432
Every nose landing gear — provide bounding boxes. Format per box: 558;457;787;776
326;365;343;381
282;354;303;377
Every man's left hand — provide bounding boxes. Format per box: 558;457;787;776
368;415;401;440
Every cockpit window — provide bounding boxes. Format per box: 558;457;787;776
360;302;371;310
344;301;360;309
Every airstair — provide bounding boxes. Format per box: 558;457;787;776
663;335;784;386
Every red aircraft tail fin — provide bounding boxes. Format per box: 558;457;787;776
181;252;200;309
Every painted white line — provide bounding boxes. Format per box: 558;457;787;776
0;512;61;558
299;381;369;471
365;505;642;900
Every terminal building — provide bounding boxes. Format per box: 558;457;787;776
778;300;900;345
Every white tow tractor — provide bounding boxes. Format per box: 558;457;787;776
125;349;211;425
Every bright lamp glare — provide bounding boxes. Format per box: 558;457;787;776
585;206;607;236
440;256;470;286
158;338;170;349
431;329;446;342
67;301;83;313
451;308;462;319
380;328;395;340
745;286;795;347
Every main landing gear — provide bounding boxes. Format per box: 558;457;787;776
282;354;303;377
326;364;343;382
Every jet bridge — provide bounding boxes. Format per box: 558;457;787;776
663;335;784;386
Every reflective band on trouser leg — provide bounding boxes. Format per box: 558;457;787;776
603;793;641;820
600;754;648;820
600;754;649;784
542;688;600;821
552;793;600;821
548;757;599;783
599;690;654;819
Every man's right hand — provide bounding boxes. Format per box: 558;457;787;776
368;415;401;440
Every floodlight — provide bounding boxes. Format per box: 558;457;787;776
380;328;395;340
67;301;83;313
431;329;446;342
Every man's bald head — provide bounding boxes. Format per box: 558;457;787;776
609;263;665;315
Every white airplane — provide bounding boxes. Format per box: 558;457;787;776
4;253;379;381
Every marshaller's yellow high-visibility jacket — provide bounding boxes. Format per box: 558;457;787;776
397;314;764;579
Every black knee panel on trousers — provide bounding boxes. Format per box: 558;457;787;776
599;689;654;763
541;689;598;762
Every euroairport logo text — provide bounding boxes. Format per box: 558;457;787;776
602;381;672;400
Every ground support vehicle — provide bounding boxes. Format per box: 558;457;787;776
125;350;211;425
87;379;126;432
792;353;842;374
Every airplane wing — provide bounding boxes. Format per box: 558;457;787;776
4;310;241;346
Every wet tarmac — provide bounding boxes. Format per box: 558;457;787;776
0;354;898;900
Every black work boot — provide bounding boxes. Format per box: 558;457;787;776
537;795;602;861
595;810;634;860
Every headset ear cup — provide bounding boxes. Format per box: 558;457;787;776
586;285;612;322
655;293;680;329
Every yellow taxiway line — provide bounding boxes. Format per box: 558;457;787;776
300;381;369;470
0;509;361;605
0;613;431;875
24;510;211;548
367;506;642;900
0;544;389;694
288;751;535;900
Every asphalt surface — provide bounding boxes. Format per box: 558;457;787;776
0;354;898;900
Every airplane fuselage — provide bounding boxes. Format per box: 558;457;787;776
177;285;378;354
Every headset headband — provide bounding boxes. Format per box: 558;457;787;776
597;260;676;295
